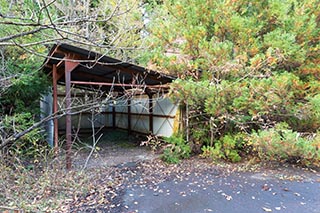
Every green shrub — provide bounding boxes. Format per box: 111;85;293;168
162;134;191;164
1;113;48;163
141;0;320;166
309;94;320;122
201;133;245;163
250;123;320;166
201;145;224;162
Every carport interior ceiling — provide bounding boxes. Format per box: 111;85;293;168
43;43;177;169
43;43;176;94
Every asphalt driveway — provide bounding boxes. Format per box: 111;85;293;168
121;167;320;213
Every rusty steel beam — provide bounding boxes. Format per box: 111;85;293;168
43;45;59;66
52;64;59;153
111;111;175;118
70;80;170;88
99;63;170;83
65;68;72;170
65;59;79;170
73;110;175;118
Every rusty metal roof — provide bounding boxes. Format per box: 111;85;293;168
43;43;176;93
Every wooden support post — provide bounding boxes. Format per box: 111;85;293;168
52;65;59;153
127;99;131;134
64;59;79;170
148;93;153;133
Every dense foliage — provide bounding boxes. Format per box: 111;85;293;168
0;1;320;210
0;46;50;162
142;0;320;165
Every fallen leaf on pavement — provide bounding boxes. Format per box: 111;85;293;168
262;207;272;212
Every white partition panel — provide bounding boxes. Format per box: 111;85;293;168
153;117;176;136
153;98;179;137
58;112;107;131
58;94;180;137
131;114;150;133
130;97;150;133
154;98;178;116
40;92;54;146
131;98;149;114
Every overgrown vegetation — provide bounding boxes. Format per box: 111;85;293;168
0;49;50;163
142;0;320;166
0;155;114;212
162;133;191;163
0;0;319;211
201;133;246;163
250;123;320;167
1;113;49;164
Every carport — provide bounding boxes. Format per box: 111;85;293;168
42;43;178;169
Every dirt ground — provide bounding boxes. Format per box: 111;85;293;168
72;130;158;169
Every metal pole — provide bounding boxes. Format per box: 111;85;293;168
64;58;79;170
65;68;72;170
52;64;59;153
69;80;169;89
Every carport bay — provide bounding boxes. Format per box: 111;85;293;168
41;43;182;169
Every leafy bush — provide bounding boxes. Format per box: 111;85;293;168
162;134;191;164
141;0;320;166
201;133;245;163
309;94;320;122
1;113;48;164
201;145;224;162
250;123;320;167
171;70;320;150
0;46;50;166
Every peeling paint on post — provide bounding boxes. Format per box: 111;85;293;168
52;64;59;153
65;67;72;169
65;58;79;170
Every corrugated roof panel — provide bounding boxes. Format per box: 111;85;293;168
42;43;176;93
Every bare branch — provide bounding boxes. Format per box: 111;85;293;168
0;26;47;42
